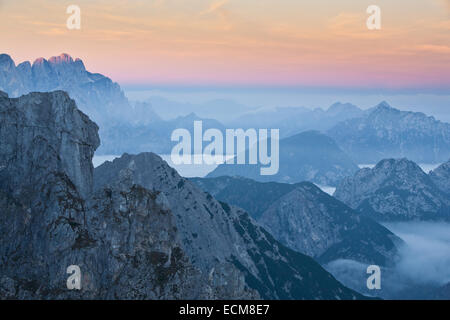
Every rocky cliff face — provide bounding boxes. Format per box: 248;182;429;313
334;158;450;221
0;90;362;299
191;176;400;266
328;102;450;163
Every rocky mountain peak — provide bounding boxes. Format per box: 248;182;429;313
48;53;74;65
374;101;393;110
0;54;14;68
0;90;99;198
32;57;48;66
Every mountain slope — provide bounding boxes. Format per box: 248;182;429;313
191;176;400;266
207;130;359;186
328;102;450;163
334;158;450;221
429;159;450;195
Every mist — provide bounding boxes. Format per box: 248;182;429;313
325;221;450;299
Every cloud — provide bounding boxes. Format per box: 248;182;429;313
200;0;229;15
417;44;450;54
326;222;450;299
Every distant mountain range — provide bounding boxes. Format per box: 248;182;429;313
146;96;256;122
2;53;449;166
191;176;401;266
97;112;226;155
227;102;364;138
328;102;450;163
334;158;450;221
0;53;130;126
207;130;359;186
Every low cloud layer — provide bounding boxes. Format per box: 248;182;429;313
326;221;450;299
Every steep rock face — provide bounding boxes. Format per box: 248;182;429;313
0;90;99;198
334;159;450;221
429;160;450;195
191;177;400;266
94;153;364;299
207;131;359;186
0;182;224;299
328;102;450;163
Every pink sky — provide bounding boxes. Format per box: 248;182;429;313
1;0;449;89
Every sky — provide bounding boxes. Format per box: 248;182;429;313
1;0;450;91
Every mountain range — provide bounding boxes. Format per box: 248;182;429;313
0;90;363;299
334;158;450;221
191;176;401;266
207;130;359;186
227;102;364;138
328;102;450;163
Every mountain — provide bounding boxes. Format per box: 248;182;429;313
207;130;359;186
429;159;450;195
0;90;228;299
328;101;450;163
0;90;362;299
228;102;364;138
191;176;299;220
0;53;131;126
191;176;400;266
94;153;364;299
334;158;450;221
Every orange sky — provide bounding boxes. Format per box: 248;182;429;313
1;0;449;89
